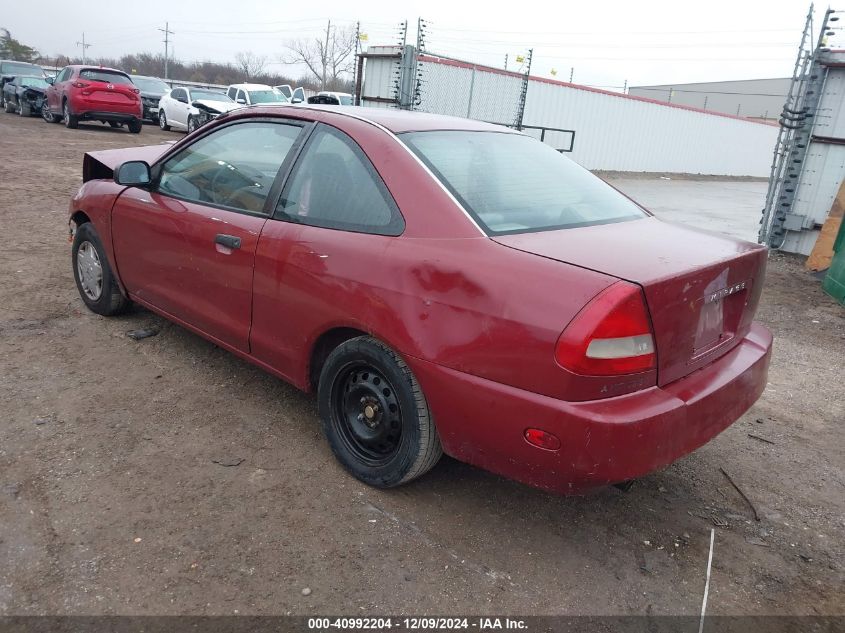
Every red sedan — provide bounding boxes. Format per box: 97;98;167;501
68;106;772;494
44;65;143;132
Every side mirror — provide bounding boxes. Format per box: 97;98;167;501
45;77;54;85
236;98;247;104
114;161;151;186
291;98;302;104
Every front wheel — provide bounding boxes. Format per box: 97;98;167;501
127;120;142;134
42;102;60;123
3;97;14;113
158;110;170;131
187;115;198;134
318;336;442;488
72;222;131;316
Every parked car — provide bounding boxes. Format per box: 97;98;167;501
1;59;44;88
43;65;143;132
226;83;288;105
2;74;49;116
158;87;238;133
307;94;340;105
318;91;353;105
129;74;169;123
67;107;773;495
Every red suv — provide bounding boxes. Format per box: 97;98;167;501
43;65;142;132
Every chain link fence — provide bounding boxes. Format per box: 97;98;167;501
413;53;525;127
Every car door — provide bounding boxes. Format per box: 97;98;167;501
47;67;68;113
250;123;406;379
169;88;188;127
111;119;307;351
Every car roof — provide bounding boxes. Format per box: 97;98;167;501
245;105;514;134
73;65;129;74
229;83;275;90
131;75;166;80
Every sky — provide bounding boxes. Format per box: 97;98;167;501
1;0;820;89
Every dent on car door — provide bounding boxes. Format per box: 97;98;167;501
110;119;306;351
251;124;406;383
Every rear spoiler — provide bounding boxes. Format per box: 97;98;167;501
82;143;174;183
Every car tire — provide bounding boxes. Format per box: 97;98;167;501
158;110;170;131
72;222;131;316
42;102;60;123
63;102;78;129
3;97;14;113
318;336;443;488
187;115;197;134
127;119;142;134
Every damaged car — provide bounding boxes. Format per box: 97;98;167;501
67;107;773;496
129;75;169;123
2;74;49;116
158;87;239;133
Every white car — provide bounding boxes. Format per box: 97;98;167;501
318;91;353;105
158;87;239;133
226;83;289;106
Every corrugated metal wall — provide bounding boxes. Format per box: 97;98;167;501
361;48;779;177
781;54;845;255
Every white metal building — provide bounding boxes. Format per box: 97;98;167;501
360;47;779;177
628;78;790;120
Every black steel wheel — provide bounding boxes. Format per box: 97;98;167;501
318;336;442;487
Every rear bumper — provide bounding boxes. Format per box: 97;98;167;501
408;323;773;495
76;111;141;123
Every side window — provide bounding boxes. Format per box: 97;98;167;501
237;89;247;104
172;88;186;103
157;121;303;215
56;68;70;83
227;87;236;100
277;125;404;236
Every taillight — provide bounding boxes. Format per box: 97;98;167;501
72;81;89;89
555;282;656;376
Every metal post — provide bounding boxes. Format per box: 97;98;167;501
466;66;476;117
159;22;174;79
514;48;533;130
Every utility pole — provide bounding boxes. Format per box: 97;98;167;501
514;48;533;130
622;79;627;94
76;33;91;64
323;19;332;90
569;67;573;82
504;53;508;70
159;22;174;79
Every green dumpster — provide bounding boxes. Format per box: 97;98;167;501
823;219;845;305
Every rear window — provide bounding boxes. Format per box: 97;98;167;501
401;131;647;235
80;69;133;85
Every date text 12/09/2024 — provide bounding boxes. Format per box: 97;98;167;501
307;618;527;630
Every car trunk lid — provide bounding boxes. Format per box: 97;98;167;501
78;71;138;106
494;217;767;386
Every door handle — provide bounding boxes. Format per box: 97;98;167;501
215;234;241;249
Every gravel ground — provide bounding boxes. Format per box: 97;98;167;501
0;114;843;616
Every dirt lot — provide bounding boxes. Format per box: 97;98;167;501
0;114;843;617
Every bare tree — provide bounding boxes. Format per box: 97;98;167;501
282;21;356;90
234;51;268;79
